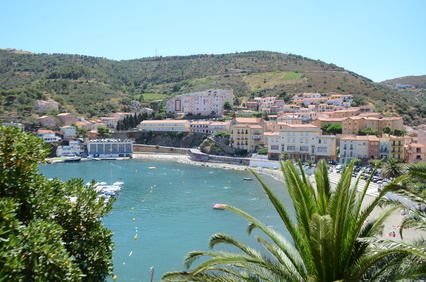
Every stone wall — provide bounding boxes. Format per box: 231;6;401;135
133;144;190;155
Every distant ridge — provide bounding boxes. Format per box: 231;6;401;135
0;49;424;125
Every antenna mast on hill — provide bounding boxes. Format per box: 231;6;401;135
155;49;157;57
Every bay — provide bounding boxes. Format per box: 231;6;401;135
38;159;294;281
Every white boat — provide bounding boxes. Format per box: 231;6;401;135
89;181;124;197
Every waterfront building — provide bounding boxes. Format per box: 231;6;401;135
339;135;380;164
386;134;405;161
229;117;267;153
138;120;190;132
405;143;426;163
87;139;133;158
56;141;84;157
166;89;233;116
267;124;336;161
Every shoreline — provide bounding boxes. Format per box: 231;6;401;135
133;152;426;242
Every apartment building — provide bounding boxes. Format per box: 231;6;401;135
166;89;233;116
229;117;267;153
267;124;336;161
405;143;426;163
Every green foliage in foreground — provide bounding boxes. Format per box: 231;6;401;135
163;160;426;281
0;126;114;281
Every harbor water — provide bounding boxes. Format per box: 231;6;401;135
38;159;294;281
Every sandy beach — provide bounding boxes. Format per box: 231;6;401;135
133;152;426;242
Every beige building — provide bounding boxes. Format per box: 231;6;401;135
167;89;233;116
37;115;56;127
342;116;404;135
34;99;59;112
56;113;76;125
229;117;267;153
267;124;336;161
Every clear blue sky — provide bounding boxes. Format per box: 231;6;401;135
1;0;425;82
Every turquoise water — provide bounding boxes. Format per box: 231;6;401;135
38;159;294;281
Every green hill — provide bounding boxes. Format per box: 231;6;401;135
0;49;423;125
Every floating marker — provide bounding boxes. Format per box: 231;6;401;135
134;235;137;240
113;275;117;280
129;251;133;256
132;218;136;221
131;207;134;210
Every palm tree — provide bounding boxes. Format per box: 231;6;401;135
279;152;289;161
381;158;406;179
163;160;413;281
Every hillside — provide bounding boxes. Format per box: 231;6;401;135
0;49;423;125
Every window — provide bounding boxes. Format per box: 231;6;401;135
271;145;279;150
300;146;308;152
317;147;327;153
287;146;295;151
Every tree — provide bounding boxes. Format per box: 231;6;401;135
279;151;290;161
382;126;391;134
97;126;112;138
223;101;232;111
358;127;378;136
0;126;114;280
381;158;406;179
163;160;414;281
257;147;268;155
392;129;406;136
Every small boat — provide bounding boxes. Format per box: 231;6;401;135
243;178;253;181
213;203;227;209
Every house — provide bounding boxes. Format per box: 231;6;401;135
56;113;76;125
37;116;56;127
34;99;59;112
87;139;133;158
61;126;76;140
37;129;60;143
2;122;25;130
99;117;118;129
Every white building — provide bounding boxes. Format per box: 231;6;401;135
37;129;60;143
166;89;233;116
61;126;76;140
56;141;84;157
87;139;133;158
138;120;190;132
267;124;336;161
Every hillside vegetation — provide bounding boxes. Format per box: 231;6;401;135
0;49;423;125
